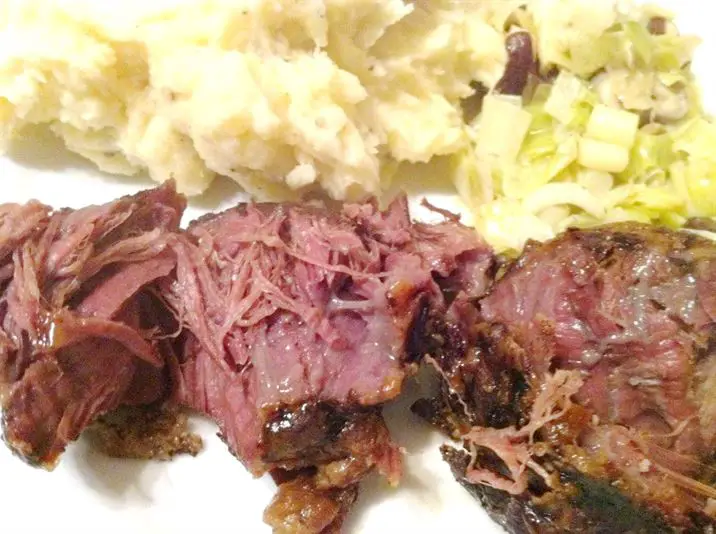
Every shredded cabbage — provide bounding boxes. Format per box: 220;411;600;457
456;0;716;253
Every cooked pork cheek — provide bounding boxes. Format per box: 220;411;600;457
164;196;494;532
0;183;188;468
420;223;716;532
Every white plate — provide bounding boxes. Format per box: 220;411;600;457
0;2;712;533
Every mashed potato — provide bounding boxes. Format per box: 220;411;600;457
0;0;511;199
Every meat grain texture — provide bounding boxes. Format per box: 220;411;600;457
420;223;716;532
5;182;716;533
165;196;494;532
0;184;496;533
0;183;188;468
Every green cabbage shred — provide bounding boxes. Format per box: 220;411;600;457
457;0;716;252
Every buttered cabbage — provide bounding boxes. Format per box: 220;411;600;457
455;0;716;252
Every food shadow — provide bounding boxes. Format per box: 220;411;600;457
187;173;247;212
381;156;460;202
343;367;447;530
69;436;159;506
7;125;153;187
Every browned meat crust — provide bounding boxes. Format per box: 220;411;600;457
419;223;716;533
264;474;358;534
0;182;188;468
441;446;679;534
86;405;202;461
168;196;495;531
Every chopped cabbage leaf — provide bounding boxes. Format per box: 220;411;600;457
457;0;716;252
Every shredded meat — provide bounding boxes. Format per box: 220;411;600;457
0;183;188;468
166;196;494;531
0;184;497;532
420;223;716;532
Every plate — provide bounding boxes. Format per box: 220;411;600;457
0;2;711;532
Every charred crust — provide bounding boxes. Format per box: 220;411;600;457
426;222;716;533
413;317;529;433
411;397;463;437
443;444;681;534
558;467;674;533
405;296;431;363
261;401;391;472
262;402;354;465
575;229;645;264
441;446;557;534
